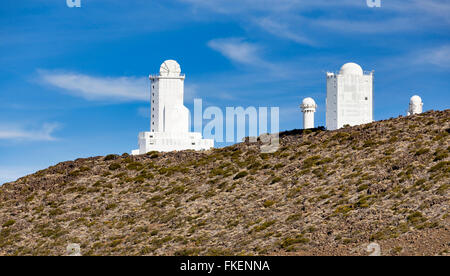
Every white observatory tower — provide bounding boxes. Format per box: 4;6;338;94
300;97;317;129
326;62;374;130
407;95;423;115
132;60;214;154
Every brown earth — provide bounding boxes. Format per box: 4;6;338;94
0;110;449;256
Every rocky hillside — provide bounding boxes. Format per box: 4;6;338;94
0;110;449;256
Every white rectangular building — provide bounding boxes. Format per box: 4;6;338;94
326;62;374;130
132;60;214;155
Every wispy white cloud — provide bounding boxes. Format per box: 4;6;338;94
39;69;201;104
389;0;450;24
39;70;148;102
415;45;450;68
181;0;450;38
205;36;332;85
0;123;60;141
253;17;315;46
313;18;414;34
208;38;267;66
180;0;360;14
207;37;293;77
381;44;450;71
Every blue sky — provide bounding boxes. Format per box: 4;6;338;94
0;0;449;183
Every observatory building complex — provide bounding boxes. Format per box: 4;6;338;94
407;95;423;116
326;63;374;130
131;60;214;154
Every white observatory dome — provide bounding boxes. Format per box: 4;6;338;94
410;95;422;104
408;95;423;116
301;97;317;130
339;62;363;76
302;97;316;106
160;60;181;77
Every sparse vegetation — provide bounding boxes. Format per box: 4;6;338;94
2;220;15;227
104;154;118;161
233;171;248;180
0;109;448;256
109;163;121;171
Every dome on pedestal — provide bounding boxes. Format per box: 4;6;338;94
339;62;363;76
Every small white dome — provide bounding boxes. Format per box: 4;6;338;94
160;60;181;77
302;97;316;106
339;62;363;76
410;95;422;104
